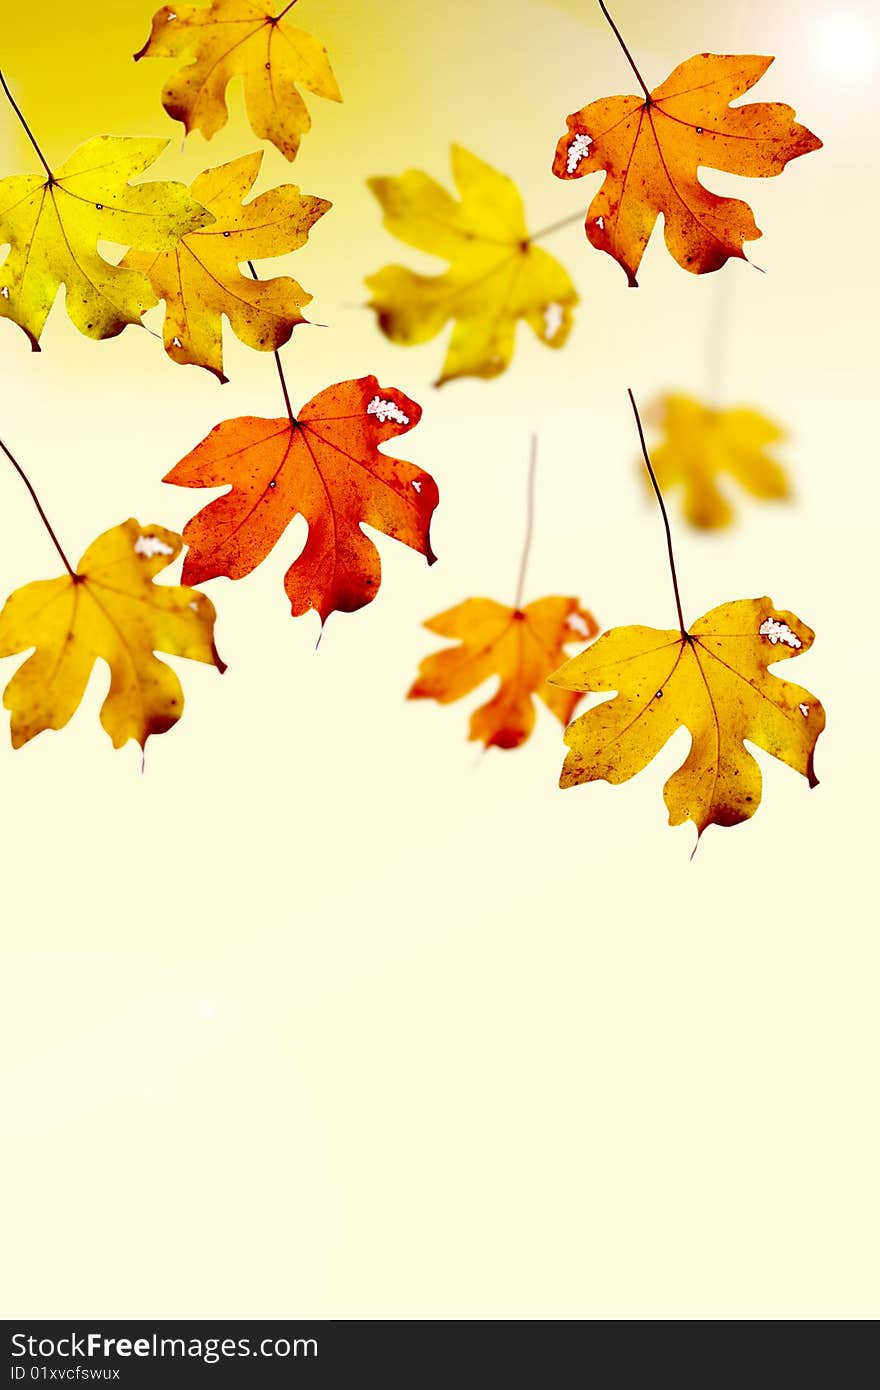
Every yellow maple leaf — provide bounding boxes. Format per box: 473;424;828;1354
646;393;790;529
122;151;330;381
551;597;825;837
409;597;598;749
0;135;212;348
135;0;342;162
366;145;579;385
0;520;224;750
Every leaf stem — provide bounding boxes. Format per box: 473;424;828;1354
274;1;301;19
0;69;53;180
514;434;538;611
530;211;585;243
0;437;77;578
627;389;686;638
247;260;295;423
598;1;651;102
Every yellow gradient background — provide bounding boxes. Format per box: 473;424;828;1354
1;0;877;1317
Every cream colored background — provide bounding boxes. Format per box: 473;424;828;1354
1;0;877;1317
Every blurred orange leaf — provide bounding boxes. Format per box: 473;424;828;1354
165;377;438;625
0;520;224;750
646;393;790;529
367;145;578;385
135;0;341;162
122;151;330;381
551;597;824;837
410;597;598;750
552;53;820;285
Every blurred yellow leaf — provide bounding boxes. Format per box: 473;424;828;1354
647;393;790;529
367;145;579;385
551;597;824;837
0;135;211;347
135;0;341;162
0;520;224;750
123;151;330;381
410;597;598;749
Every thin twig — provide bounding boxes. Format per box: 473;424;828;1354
0;70;53;179
530;211;585;243
0;437;77;578
598;1;651;101
627;389;687;638
514;434;538;611
247;260;295;423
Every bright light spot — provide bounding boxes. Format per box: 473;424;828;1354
543;302;565;340
805;7;878;81
134;534;174;558
367;395;409;426
566;132;592;174
759;616;801;649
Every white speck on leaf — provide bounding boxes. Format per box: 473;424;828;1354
567;612;591;637
596;215;605;231
1;286;8;299
189;600;200;612
543;302;564;340
172;336;182;348
567;133;592;173
135;534;174;558
759;616;801;648
799;702;809;717
367;395;409;426
412;479;422;493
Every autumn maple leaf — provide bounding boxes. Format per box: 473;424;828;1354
0;520;224;749
410;597;598;749
366;145;578;385
135;0;342;162
551;389;826;839
164;376;438;624
551;598;824;836
122;151;330;381
552;41;821;285
0;134;212;347
646;393;790;529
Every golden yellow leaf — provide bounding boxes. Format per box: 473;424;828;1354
135;0;342;162
647;393;790;529
551;597;825;837
0;520;224;750
0;136;212;348
122;151;330;381
366;145;579;385
409;597;598;749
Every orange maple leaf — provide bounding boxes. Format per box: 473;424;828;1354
164;376;438;624
552;45;820;285
409;597;598;750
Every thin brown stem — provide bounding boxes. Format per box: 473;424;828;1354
514;434;538;611
247;260;295;423
598;1;651;102
0;70;53;180
0;437;77;578
627;389;686;638
530;211;585;243
274;1;301;19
